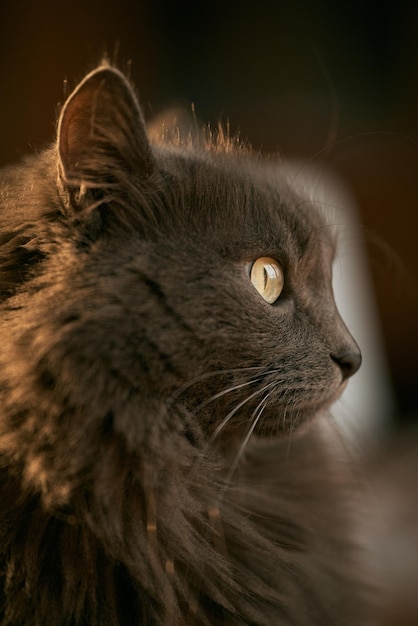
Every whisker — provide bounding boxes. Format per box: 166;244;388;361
286;394;299;459
195;377;262;411
220;392;271;495
257;407;270;438
207;379;283;448
282;392;293;432
166;366;263;406
188;379;284;481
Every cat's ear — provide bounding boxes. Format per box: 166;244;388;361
57;65;154;208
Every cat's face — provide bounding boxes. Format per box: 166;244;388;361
0;66;361;492
106;157;360;439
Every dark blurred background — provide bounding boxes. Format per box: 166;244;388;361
0;0;417;429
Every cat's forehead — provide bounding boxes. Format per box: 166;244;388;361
169;152;337;261
254;164;337;257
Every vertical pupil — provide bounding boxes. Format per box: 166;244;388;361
263;267;268;289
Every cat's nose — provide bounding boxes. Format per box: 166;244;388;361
331;349;362;380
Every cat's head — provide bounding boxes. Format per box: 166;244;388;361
0;64;360;499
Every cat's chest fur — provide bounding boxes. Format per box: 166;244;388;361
0;64;368;625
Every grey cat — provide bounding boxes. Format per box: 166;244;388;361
0;64;369;625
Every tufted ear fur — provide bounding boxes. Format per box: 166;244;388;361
57;64;154;210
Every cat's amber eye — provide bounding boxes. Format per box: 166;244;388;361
250;257;284;304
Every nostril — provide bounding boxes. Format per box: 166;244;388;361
331;350;362;380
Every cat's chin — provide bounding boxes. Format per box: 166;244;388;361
215;402;334;445
259;382;349;436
